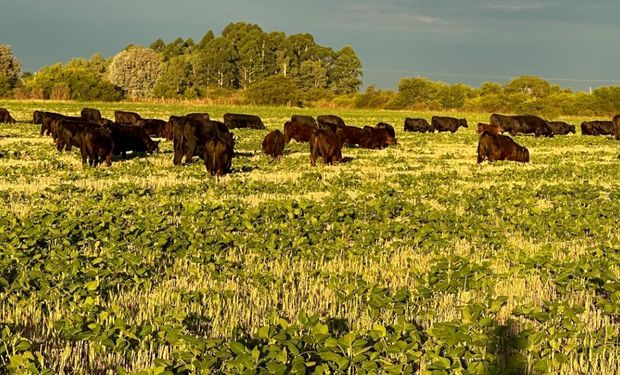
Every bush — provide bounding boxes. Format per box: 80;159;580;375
245;76;300;106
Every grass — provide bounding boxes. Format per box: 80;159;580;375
0;100;619;374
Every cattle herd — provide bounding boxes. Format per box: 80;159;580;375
1;107;619;174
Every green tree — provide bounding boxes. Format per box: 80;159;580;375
193;37;238;89
245;75;299;105
394;77;442;108
328;46;362;94
108;46;162;99
154;55;194;98
505;76;557;98
0;44;21;96
438;83;475;109
298;60;328;90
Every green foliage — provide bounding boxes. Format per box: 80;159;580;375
108;46;162;99
246;75;300;105
0;44;21;96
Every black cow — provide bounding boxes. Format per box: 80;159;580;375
81;108;103;124
262;130;286;159
284;121;315;144
105;123;159;157
79;127;114;167
310;129;342;166
336;125;377;148
317;115;346;133
291;115;318;128
491;114;553;137
432;116;468;133
173;117;232;165
54;119;100;152
404;118;433;133
477;133;529;163
581;121;615;136
136;118;167;138
223;113;265;129
547;121;576;136
205;132;235;176
0;108;16;124
185;113;210;122
42;113;86;137
376;122;397;145
114;110;142;125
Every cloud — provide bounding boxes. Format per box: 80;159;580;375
340;2;449;30
486;1;544;11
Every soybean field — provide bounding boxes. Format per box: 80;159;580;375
1;100;619;374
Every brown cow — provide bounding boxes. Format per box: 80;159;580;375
547;121;576;136
262;130;286;159
205;132;235;176
79;127;114;167
477;132;529;163
0;108;16;124
291;115;317;128
376;122;397;145
613;115;620;140
136;118;167;138
336;125;376;148
310;129;342;166
477;123;503;134
404;118;433;133
317;115;346;133
283;121;315;144
81;108;103;124
114;110;142;125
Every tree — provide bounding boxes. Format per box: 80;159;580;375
505;76;557;98
154;55;194;98
438;83;475;109
193;37;238;89
245;75;299;105
0;45;21;96
395;77;442;108
108;46;161;99
150;38;166;53
328;46;362;94
298;60;327;90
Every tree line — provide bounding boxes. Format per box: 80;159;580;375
1;22;620;117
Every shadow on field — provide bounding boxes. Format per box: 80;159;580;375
493;319;531;375
235;151;257;158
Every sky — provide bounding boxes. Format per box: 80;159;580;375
2;0;619;91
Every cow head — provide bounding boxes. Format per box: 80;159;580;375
517;146;530;163
459;119;469;128
146;139;160;154
568;125;576;134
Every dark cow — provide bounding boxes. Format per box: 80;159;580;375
363;126;394;149
223;113;265;129
581;121;615;136
79;127;114;167
613;115;620;140
205;132;235;176
81;108;103;124
54;119;100;152
291;115;318;128
283;121;315;144
431;116;468;133
114;110;143;125
136;118;167;138
404;118;433;133
33;110;44;124
173;117;232;165
105;123;159;157
310;129;342;166
336;125;377;148
0;108;16;124
547;121;576;136
477;123;503;134
262;130;286;159
491;114;552;137
376;122;397;145
41;112;85;136
317;115;346;133
477;132;529;163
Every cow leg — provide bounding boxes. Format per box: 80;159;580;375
310;143;318;166
185;137;197;164
80;146;88;167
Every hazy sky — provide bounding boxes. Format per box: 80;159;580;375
2;0;619;91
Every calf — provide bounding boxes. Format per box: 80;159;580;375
477;123;503;134
284;121;315;144
432;116;468;133
0;108;16;124
114;110;142;125
223;113;265;129
547;121;576;136
404;118;433;133
310;129;342;166
262;130;286;159
477;132;529;163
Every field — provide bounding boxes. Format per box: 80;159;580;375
0;100;619;374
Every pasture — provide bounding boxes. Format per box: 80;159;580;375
0;100;619;374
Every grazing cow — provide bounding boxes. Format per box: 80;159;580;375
477;123;503;134
0;108;16;124
491;114;552;137
262;130;286;159
223;113;265;129
376;122;397;145
173;117;232;165
79;127;114;167
136;118;167;138
310;129;342;166
33;110;44;124
41;112;86;136
336;125;377;148
581;121;615;136
114;110;142;125
613;115;620;140
431;116;468;133
81;108;103;124
317;115;346;133
364;126;394;149
105;123;159;157
404;118;433;133
205;132;235;176
477;132;529;163
291;115;318;128
284;121;315;144
547;121;576;136
54;120;100;152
